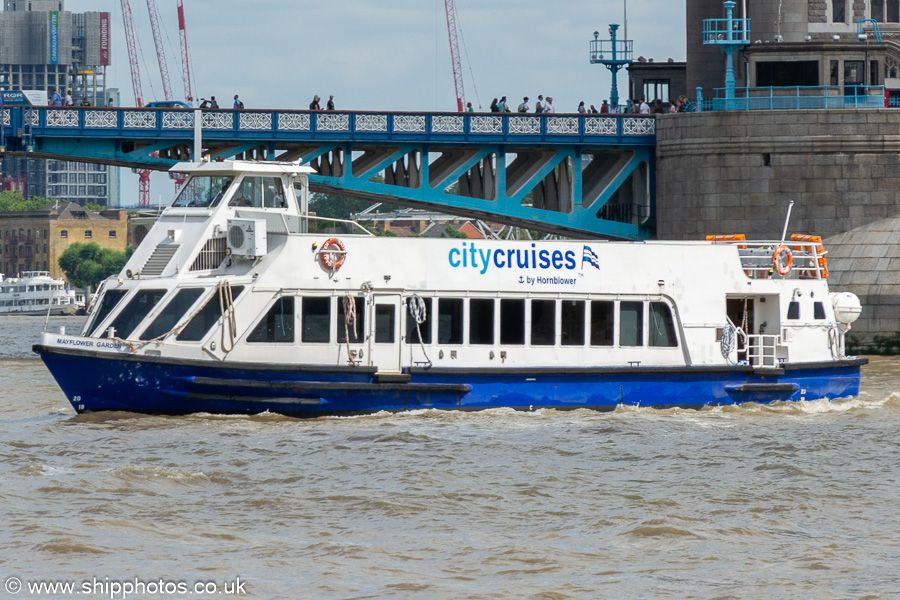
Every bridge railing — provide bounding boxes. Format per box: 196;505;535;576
706;85;886;111
0;107;656;144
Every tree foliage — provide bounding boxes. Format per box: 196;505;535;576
0;191;55;212
58;242;130;290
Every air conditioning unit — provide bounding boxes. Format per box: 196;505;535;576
227;218;267;258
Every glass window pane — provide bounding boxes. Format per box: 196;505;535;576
787;301;800;320
106;289;167;339
872;0;885;20
336;296;366;343
140;288;205;340
531;300;556;346
248;296;295;343
175;286;245;342
406;297;432;344
814;302;826;320
229;176;264;208
500;299;525;345
87;289;128;336
649;302;678;347
172;176;233;208
590;301;614;346
619;301;643;347
888;0;899;21
561;300;585;346
833;0;846;22
438;298;464;344
469;299;494;345
262;177;287;208
375;304;395;343
301;297;331;343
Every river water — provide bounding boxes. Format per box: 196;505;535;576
1;315;899;599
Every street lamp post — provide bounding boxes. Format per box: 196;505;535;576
589;24;633;109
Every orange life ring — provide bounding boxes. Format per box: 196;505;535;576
320;238;347;270
773;244;793;276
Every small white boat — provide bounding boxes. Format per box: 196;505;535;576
0;271;84;316
34;159;865;416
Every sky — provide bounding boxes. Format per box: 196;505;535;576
63;0;687;206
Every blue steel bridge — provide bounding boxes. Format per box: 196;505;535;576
0;107;657;239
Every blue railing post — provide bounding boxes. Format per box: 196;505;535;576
696;87;704;112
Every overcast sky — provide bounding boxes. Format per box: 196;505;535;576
63;0;687;205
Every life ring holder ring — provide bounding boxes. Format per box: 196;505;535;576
320;238;347;271
773;244;793;276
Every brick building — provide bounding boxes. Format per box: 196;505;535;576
1;202;127;279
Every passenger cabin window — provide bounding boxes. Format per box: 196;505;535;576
140;288;205;340
106;289;167;339
301;297;331;343
374;303;396;343
172;176;234;208
87;289;128;336
336;296;366;343
176;286;245;341
814;301;827;320
787;301;800;320
438;298;464;344
531;300;555;346
619;301;643;347
590;301;614;346
649;302;678;347
561;300;585;346
229;176;287;209
469;299;494;345
500;299;525;345
406;297;432;344
248;296;295;343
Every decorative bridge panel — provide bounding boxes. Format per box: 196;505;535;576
2;110;9;127
162;112;194;129
124;111;157;129
509;116;541;135
277;113;310;131
623;117;656;136
85;110;118;128
393;115;426;133
431;115;464;134
317;114;350;131
202;112;232;129
585;117;618;135
470;116;502;134
238;112;272;130
355;114;388;132
547;117;580;135
47;110;79;128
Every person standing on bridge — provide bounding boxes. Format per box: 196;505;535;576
543;97;555;113
107;97;115;107
535;95;544;113
517;97;529;112
210;96;219;109
233;94;244;109
309;95;321;111
326;95;335;110
49;88;62;106
65;90;74;106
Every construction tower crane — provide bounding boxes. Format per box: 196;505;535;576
443;0;465;112
177;0;195;103
119;0;151;206
145;0;174;102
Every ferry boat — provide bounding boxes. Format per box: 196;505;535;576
33;159;865;416
1;271;83;316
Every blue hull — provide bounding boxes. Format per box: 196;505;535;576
34;345;865;416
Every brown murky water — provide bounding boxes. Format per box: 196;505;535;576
2;316;899;599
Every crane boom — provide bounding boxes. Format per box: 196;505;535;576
176;0;194;103
146;0;174;101
443;0;465;112
119;0;144;107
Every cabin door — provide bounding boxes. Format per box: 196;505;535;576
368;294;403;373
726;297;755;363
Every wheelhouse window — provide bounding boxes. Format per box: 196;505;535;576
248;296;295;343
105;289;168;339
561;300;585;346
590;301;614;346
531;300;555;346
438;298;464;344
649;302;678;347
406;297;432;344
500;299;525;345
619;301;643;347
301;297;331;343
176;286;245;341
172;176;234;208
787;301;800;320
86;289;128;336
139;288;205;341
229;176;286;209
336;296;365;344
814;301;827;320
469;299;494;345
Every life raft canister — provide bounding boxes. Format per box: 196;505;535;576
773;244;793;276
319;238;347;271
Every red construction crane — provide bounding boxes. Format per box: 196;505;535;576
177;0;194;103
443;0;465;112
120;0;151;206
146;0;174;102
